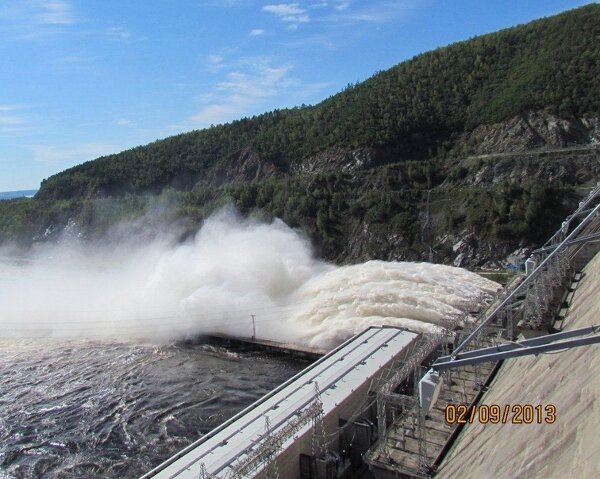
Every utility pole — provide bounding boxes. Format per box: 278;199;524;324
251;314;256;340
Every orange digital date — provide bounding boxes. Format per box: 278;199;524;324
444;404;556;425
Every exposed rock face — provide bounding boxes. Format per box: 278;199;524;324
581;117;600;143
326;112;600;268
290;146;382;175
444;232;512;269
452;235;473;267
198;146;281;186
463;111;600;154
229;111;600;189
463;153;599;187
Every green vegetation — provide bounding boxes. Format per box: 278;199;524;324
441;182;575;243
0;162;581;265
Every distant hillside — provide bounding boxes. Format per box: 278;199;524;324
2;5;600;267
37;4;600;201
0;190;37;201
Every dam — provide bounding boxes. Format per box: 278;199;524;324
140;181;600;479
435;249;600;478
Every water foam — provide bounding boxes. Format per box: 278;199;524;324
0;208;499;348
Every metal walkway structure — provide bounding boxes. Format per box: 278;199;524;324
364;181;600;478
434;250;600;479
432;325;600;372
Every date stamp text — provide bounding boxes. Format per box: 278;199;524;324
444;404;556;425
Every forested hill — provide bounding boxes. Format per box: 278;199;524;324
37;4;600;201
2;5;599;268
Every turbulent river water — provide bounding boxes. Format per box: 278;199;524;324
0;340;304;479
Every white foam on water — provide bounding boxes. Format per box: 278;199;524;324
286;261;499;348
0;208;500;348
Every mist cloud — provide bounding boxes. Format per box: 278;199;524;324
0;208;499;348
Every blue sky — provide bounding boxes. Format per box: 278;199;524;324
0;0;594;191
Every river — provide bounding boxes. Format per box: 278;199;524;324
0;339;304;478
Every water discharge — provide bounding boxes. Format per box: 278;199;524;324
0;208;499;349
0;208;501;477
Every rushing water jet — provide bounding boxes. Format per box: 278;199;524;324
0;208;499;348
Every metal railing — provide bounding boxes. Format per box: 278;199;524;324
539;181;600;250
451;182;600;357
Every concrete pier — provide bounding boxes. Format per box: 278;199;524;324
141;327;420;479
202;333;327;361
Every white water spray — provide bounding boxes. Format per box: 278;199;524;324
0;208;499;349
